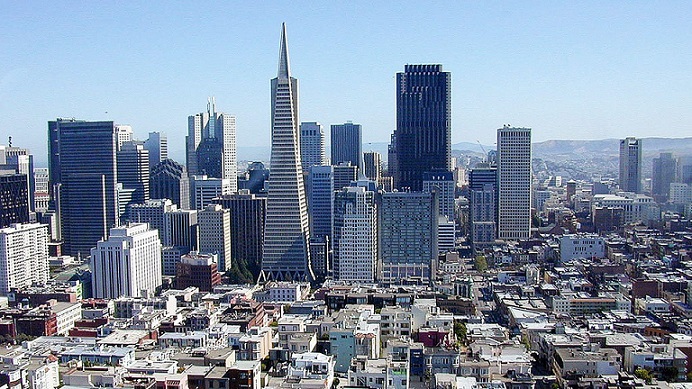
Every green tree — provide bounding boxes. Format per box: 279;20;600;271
454;322;467;345
474;256;488;272
634;368;653;384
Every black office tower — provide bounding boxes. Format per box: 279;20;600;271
48;119;119;256
391;64;451;191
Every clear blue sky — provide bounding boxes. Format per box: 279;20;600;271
1;1;691;165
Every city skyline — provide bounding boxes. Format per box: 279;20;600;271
2;2;692;166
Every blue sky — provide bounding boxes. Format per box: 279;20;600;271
1;1;691;164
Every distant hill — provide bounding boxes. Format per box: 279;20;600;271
532;137;692;158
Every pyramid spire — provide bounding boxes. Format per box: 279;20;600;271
277;23;290;79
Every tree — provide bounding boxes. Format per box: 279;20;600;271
634;368;653;384
474;256;488;272
454;322;467;346
661;366;679;382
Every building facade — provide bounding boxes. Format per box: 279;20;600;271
0;223;49;295
197;204;232;273
333;186;377;282
90;223;162;299
497;127;532;241
261;24;314;281
300;122;327;171
619;137;642;193
390;64;451;191
186;98;237;191
331;122;362;172
379;192;437;284
48;119;119;256
150;159;189;210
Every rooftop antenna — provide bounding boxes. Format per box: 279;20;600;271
8;136;11;147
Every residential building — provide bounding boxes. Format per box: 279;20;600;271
0;223;49;294
380;192;437;284
176;252;221;292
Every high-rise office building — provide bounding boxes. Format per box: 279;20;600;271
33;167;49;213
363;151;382;182
0;145;35;213
619;137;642;193
0;223;49;295
189;175;232;210
150;159;190;210
143;132;168;171
300;122;327;171
198;204;232;273
333;163;358;192
0;173;30;228
379;192;437;284
331;122;362;171
261;24;313;282
127;199;175;241
652;152;677;203
332;185;377;282
469;165;497;250
91;223;162;299
306;166;333;239
238;162;270;195
497;127;532;241
163;209;198;249
390;64;451;191
186;98;237;191
422;171;456;219
117;141;150;206
212;191;266;280
48;119;119;256
115;125;133;151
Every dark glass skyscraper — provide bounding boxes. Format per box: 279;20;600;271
390;64;451;191
331;122;362;171
48;119;119;256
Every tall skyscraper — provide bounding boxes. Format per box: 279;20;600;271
652;152;677;203
0;144;35;213
363;151;382;182
379;192;437;284
261;24;313;282
212;191;266;280
497;126;532;241
332;185;377;282
117;141;150;206
238;162;270;195
306;165;334;239
48;119;119;256
331;122;362;171
144;132;168;171
91;223;162;299
333;163;358;192
469;165;497;250
390;64;451;191
300;122;327;171
186;98;237;191
619;137;642;193
198;204;232;273
150;159;190;210
0;223;49;295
